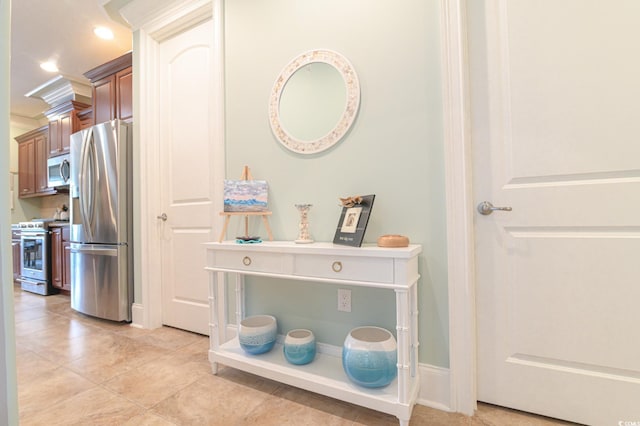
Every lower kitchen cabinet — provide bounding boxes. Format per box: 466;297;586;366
51;226;71;293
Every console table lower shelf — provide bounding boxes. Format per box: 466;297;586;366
209;337;419;424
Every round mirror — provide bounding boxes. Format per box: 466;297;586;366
269;50;360;154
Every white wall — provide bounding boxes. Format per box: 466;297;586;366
224;0;448;366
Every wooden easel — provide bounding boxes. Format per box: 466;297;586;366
218;166;274;243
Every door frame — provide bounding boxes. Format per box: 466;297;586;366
440;0;477;415
120;0;226;330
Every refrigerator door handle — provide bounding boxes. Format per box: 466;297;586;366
69;245;118;256
80;127;95;241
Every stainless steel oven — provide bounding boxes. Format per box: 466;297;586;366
18;221;55;295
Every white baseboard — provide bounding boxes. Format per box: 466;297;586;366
131;303;145;328
416;363;452;412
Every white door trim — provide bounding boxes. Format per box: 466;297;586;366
120;0;225;330
440;0;477;415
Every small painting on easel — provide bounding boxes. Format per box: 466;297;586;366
224;180;269;212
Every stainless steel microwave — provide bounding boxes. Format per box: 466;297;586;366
47;154;71;188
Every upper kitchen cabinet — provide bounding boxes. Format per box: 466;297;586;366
84;52;133;124
16;126;55;198
76;108;94;130
46;100;91;158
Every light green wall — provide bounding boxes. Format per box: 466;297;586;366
225;0;448;367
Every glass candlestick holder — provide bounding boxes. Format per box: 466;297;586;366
295;204;313;244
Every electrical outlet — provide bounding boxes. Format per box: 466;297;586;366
338;289;351;312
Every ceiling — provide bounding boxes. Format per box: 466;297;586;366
10;0;133;120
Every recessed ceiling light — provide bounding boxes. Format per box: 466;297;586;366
40;61;58;73
94;26;114;40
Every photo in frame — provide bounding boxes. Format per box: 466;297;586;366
333;194;375;247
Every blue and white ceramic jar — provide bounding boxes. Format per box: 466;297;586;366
342;326;397;388
238;315;277;355
283;329;316;365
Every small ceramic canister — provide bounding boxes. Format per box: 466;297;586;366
342;326;397;388
238;315;277;355
283;329;316;365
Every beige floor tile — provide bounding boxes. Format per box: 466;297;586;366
122;412;179;426
21;327;119;365
15;313;95;339
170;337;213;376
103;352;208;408
20;386;145;426
13;305;57;324
16;350;60;385
18;367;97;420
45;299;77;316
476;403;577;426
129;325;206;351
14;312;66;337
13;291;66;309
214;365;283;392
399;404;480;426
243;386;359;425
151;373;280;425
67;311;133;332
64;334;170;383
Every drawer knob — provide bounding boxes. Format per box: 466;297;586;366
242;256;252;266
332;261;343;273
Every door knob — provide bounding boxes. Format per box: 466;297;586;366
477;201;512;215
157;213;167;221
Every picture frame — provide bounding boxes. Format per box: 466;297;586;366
333;194;375;247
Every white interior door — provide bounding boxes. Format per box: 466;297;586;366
471;1;640;424
158;19;215;335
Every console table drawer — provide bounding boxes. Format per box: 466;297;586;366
214;251;289;274
294;254;394;283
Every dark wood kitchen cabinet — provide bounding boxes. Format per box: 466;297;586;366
46;100;91;158
51;226;71;293
77;107;94;130
16;126;55;198
84;52;133;124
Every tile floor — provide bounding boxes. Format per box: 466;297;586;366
12;286;576;425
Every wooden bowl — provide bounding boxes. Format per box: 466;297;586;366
377;234;409;248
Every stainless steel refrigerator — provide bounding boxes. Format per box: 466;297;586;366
69;119;132;322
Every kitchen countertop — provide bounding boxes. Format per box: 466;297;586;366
48;221;70;227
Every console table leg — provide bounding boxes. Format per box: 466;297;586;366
395;289;410;403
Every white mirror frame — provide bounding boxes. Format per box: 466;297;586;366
269;49;360;154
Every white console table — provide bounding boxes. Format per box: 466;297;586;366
204;241;422;425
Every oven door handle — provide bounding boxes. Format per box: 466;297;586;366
16;278;46;286
21;232;48;237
